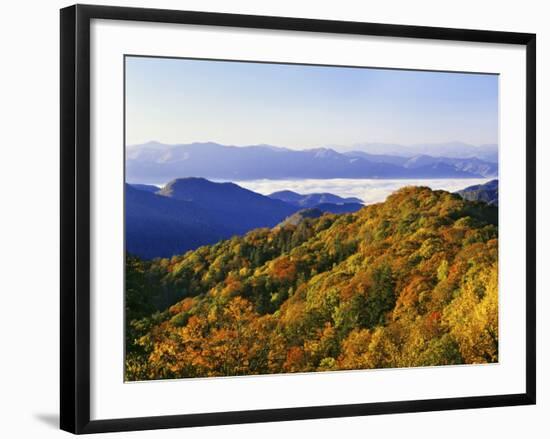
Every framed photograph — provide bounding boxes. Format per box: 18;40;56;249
60;4;536;434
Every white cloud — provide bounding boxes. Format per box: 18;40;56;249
234;178;492;205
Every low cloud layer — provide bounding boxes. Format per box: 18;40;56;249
234;178;492;205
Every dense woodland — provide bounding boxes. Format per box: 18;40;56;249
125;186;498;381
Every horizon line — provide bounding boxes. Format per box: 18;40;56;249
126;140;499;150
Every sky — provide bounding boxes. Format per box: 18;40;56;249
125;56;498;149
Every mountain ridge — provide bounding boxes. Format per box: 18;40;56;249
125;185;499;380
127;178;364;259
268;190;363;207
158;177;298;234
126;177;496;260
126;141;498;184
456;179;498;206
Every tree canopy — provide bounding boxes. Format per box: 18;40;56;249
125;186;498;381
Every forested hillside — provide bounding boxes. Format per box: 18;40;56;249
125;186;498;381
457;179;498;206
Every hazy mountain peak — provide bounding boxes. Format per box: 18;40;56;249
309;147;341;159
456;179;498;206
341;141;498;162
160;177;242;198
269;190;364;207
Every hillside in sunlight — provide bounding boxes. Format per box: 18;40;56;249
125;186;498;381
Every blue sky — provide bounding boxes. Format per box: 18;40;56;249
125;56;498;149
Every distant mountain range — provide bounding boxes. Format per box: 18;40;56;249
267;190;363;208
126;141;498;184
127;178;364;259
456;179;498;206
344;151;497;176
337;141;498;162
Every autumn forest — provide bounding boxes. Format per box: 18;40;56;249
125;185;498;381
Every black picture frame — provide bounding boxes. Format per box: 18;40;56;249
60;4;536;434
